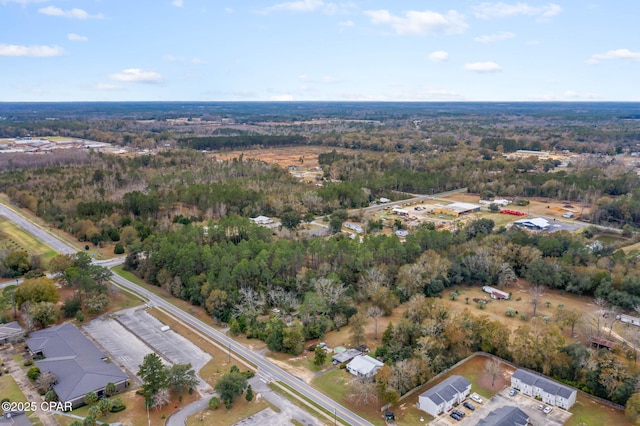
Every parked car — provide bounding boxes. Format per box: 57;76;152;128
470;394;483;403
543;406;553;414
509;389;518;396
453;409;465;417
450;412;461;421
463;401;475;410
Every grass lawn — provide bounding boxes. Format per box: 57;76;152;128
311;370;385;426
56;388;200;426
271;381;352;426
186;397;270;426
567;394;631;426
0;375;28;405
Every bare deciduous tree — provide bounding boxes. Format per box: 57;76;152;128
347;378;379;407
485;358;502;388
152;388;171;411
367;305;384;339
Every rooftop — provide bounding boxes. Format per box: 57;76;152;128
420;375;471;405
512;369;575;399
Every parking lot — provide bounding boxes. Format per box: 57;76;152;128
429;388;572;425
84;306;212;392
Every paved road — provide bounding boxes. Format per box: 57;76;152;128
2;206;372;426
0;203;77;255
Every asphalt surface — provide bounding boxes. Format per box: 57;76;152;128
1;203;372;426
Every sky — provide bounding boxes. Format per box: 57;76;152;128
1;0;639;102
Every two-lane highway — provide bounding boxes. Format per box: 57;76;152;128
1;202;372;425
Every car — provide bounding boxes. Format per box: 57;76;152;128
272;308;280;314
450;412;461;421
470;394;483;403
463;401;475;410
509;389;518;396
453;409;465;417
543;406;553;414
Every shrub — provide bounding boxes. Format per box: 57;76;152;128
84;391;98;405
520;314;529;321
61;298;82;318
76;311;85;323
1;398;9;404
114;243;125;255
505;308;516;318
23;359;33;367
110;398;126;412
208;396;220;410
27;366;41;380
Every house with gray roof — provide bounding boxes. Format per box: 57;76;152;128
511;369;577;409
477;406;529;426
418;375;471;417
332;348;362;364
0;322;24;345
26;323;129;408
346;355;383;378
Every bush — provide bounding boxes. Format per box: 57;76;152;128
27;366;40;380
520;314;529;321
76;311;85;323
1;398;9;404
505;308;516;318
114;243;125;255
110;398;126;413
208;397;220;410
23;359;33;367
61;298;82;318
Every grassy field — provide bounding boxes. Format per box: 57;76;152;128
0;375;28;404
567;393;631;426
0;216;57;263
186;398;270;426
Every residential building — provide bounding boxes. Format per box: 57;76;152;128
346;355;384;378
617;314;640;327
26;323;129;408
331;348;362;364
418;375;471;417
476;406;529;426
249;215;273;225
0;322;24;345
511;369;577;409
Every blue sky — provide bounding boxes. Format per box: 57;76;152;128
1;1;638;102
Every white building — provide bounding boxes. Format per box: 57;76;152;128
513;217;550;231
346;355;384;378
344;222;363;233
617;314;640;327
249;215;273;225
511;369;577;410
418;375;471;417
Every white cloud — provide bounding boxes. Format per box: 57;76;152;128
270;94;294;101
428;50;449;62
364;9;467;35
563;90;579;98
474;31;514;43
464;61;502;72
225;7;234;13
322;75;340;83
0;43;64;57
109;69;163;84
259;0;351;15
473;2;562;20
67;33;88;42
587;48;640;64
338;20;354;28
171;0;183;8
38;6;103;19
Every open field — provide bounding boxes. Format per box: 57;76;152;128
0;216;57;263
442;281;601;335
211;146;358;169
